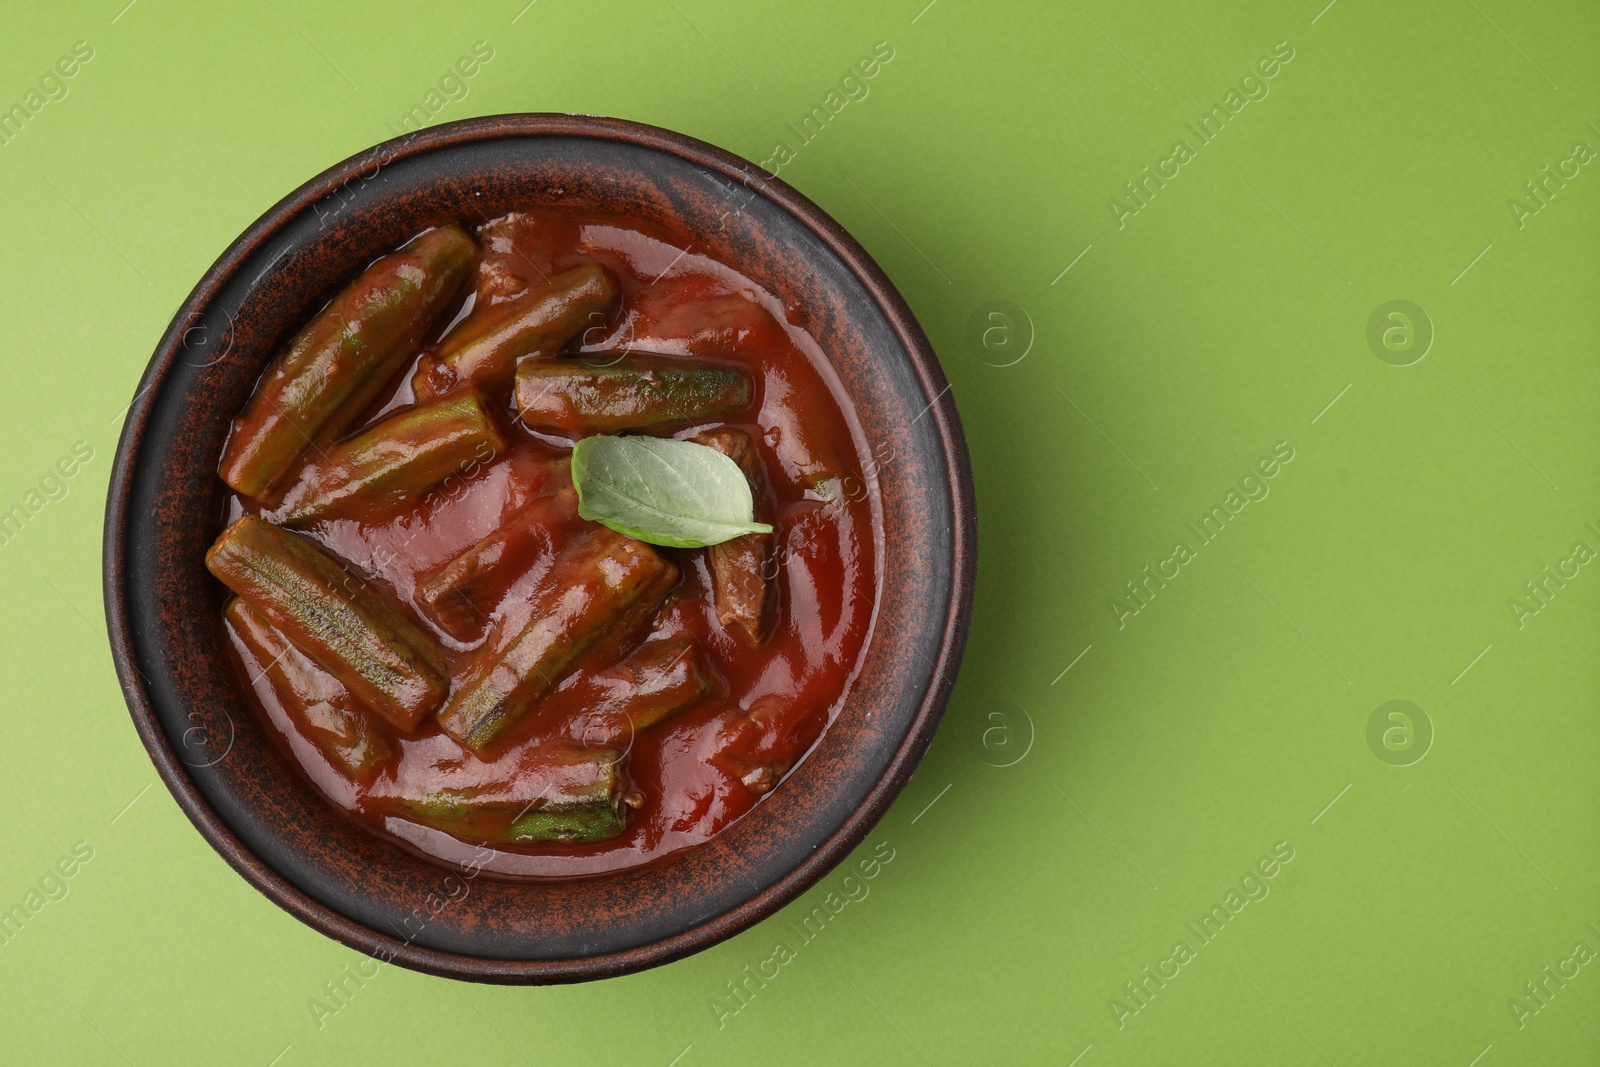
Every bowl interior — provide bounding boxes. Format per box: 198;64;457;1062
106;116;969;981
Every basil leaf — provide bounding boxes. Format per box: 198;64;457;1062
570;435;774;548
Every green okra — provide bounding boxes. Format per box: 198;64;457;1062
413;263;620;400
220;225;477;504
279;390;506;524
436;527;678;751
206;516;448;730
514;356;751;437
224;598;391;782
586;634;716;735
388;745;626;843
508;805;626;843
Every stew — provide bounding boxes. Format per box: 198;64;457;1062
210;207;880;878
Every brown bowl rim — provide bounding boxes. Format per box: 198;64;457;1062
102;113;975;983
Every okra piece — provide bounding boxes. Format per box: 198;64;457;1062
219;226;477;504
507;806;625;844
413;263;619;400
206;516;448;730
515;356;751;436
386;745;626;843
437;528;678;751
694;428;773;645
279;390;506;525
414;488;579;640
224;599;391;782
580;635;716;737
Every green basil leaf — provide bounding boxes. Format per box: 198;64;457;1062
570;435;775;548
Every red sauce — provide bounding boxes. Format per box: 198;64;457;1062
221;209;881;877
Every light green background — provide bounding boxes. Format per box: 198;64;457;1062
2;0;1596;1063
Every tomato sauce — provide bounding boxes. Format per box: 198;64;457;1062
220;209;882;877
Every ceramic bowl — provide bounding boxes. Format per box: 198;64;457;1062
103;114;974;982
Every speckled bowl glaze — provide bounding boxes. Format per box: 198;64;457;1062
103;114;974;983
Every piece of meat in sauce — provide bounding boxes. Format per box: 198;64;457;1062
693;426;774;646
710;695;828;796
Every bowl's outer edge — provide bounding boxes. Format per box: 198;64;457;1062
103;114;975;983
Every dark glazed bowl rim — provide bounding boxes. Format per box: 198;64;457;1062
103;114;974;983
